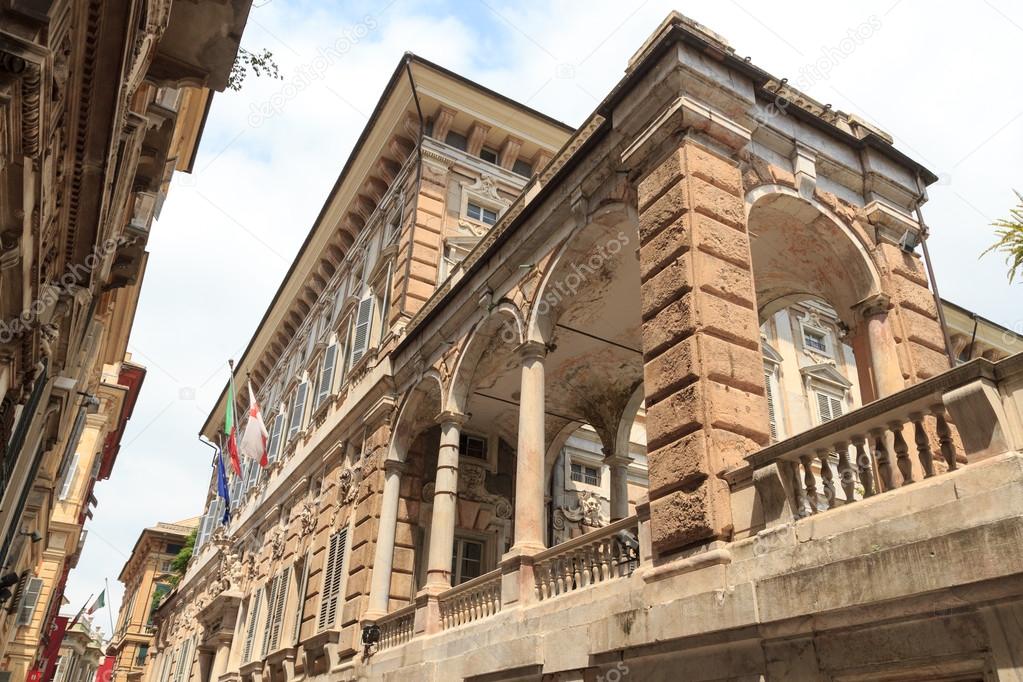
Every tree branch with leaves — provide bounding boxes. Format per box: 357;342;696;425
984;190;1023;284
228;47;282;91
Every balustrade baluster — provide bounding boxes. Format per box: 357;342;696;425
817;449;835;509
871;428;895;492
835;441;855;503
932;406;958;471
890;421;913;486
789;460;810;517
910;412;935;478
853;437;875;497
799;454;818;513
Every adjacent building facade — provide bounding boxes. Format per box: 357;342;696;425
147;12;1023;682
111;519;198;682
0;0;252;677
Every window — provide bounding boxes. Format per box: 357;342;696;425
512;159;533;177
480;147;499;164
166;543;183;555
292;556;309;645
444;131;467;151
377;264;392;344
173;638;192;682
764;367;782;442
261;566;291;656
148;584;171;625
314;344;337;410
803;328;828;353
349;297;374;367
815;391;845;424
287;382;309;441
266;413;285;463
317;528;348;630
440;242;472;281
135;644;149;667
450;537;485;585
458;434;487;461
466;202;497;226
58;452;78;500
242;596;262;662
16;577;42;627
570;462;601;486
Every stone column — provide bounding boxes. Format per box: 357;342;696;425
364;458;406;620
211;636;232;680
603;453;632;521
424;411;465;590
636;136;770;555
856;294;904;399
511;341;547;555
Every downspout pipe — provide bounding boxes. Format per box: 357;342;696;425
913;173;956;367
400;55;425;316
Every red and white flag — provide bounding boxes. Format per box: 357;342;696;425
239;381;269;467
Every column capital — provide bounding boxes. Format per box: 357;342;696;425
516;340;548;361
853;293;891;319
434;410;466;427
602;453;634;468
382;458;406;475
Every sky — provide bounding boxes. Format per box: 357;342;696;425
66;0;1023;637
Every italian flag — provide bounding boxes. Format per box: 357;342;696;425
225;371;242;477
86;590;105;615
239;380;269;467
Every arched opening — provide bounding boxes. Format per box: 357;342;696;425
749;189;882;439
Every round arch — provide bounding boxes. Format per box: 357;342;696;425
386;370;444;464
746;185;882;327
446;301;525;415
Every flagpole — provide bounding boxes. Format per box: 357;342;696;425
68;593;93;629
105;578;114;638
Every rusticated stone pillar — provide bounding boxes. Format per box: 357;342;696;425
363;458;405;620
636;137;770;554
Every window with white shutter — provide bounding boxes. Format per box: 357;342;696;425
16;577;42;627
377;264;392;344
317;529;348;631
266;413;285;463
242;595;261;662
173;638;192;682
58;452;79;500
314;344;337;410
261;566;290;656
292;557;309;645
815;391;845;424
287;382;309;441
349;298;374;367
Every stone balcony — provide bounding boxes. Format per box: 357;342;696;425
354;355;1023;680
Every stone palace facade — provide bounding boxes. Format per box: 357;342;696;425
145;13;1023;682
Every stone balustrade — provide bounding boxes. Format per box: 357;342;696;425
437;569;503;630
375;604;415;650
747;357;1023;522
532;515;641;601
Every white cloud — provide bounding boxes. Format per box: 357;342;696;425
67;0;1023;637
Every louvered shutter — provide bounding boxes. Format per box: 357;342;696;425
315;345;337;409
16;577;42;626
242;595;261;662
58;453;78;500
268;566;290;652
266;413;285;463
816;391;832;423
764;371;778;442
350;298;373;366
260;577;279;658
829;395;844;419
287;382;308;441
317;529;347;630
292;557;309;644
173;638;191;682
377;264;392;344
